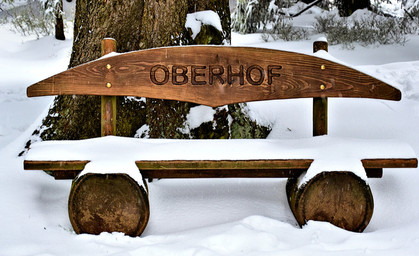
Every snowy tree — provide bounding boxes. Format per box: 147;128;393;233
0;0;66;40
232;0;295;33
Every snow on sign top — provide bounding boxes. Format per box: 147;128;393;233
26;46;401;107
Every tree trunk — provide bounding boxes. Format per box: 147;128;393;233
55;0;65;40
28;0;269;146
336;0;371;17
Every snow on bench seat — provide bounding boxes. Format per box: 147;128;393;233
24;135;417;183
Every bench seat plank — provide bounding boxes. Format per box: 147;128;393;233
24;136;417;179
24;158;417;179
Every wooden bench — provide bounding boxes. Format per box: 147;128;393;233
24;38;417;236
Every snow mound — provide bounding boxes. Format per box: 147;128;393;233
185;10;223;39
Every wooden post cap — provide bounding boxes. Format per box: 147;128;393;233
101;38;117;56
313;39;328;53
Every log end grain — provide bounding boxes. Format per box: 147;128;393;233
287;171;374;232
68;173;149;236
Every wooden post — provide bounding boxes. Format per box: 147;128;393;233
313;40;328;136
313;97;327;136
101;38;117;136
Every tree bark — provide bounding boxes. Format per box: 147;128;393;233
29;0;269;146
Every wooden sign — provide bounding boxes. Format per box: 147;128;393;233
27;46;401;107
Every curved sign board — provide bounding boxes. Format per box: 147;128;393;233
27;46;401;107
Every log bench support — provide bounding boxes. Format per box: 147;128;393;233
69;39;150;237
69;173;149;236
287;40;366;231
286;171;374;232
23;38;418;235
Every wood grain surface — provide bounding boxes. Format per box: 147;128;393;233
287;171;374;232
24;158;418;179
27;46;401;107
68;173;149;236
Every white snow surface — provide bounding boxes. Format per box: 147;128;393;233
3;7;419;255
185;105;216;129
185;10;223;39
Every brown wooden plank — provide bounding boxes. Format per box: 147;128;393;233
140;168;306;179
24;159;416;171
141;168;382;179
362;158;418;168
26;168;383;180
24;158;414;180
135;159;314;170
27;46;401;107
29;168;383;179
136;159;417;171
137;159;313;179
24;160;89;171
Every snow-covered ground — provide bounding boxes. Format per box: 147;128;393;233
2;7;419;256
